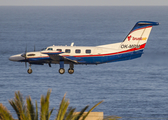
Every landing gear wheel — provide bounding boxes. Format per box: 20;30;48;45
68;68;74;74
27;68;32;74
59;68;65;74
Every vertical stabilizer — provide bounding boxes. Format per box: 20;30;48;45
121;21;159;49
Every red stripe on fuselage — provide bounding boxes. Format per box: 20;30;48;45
71;43;146;57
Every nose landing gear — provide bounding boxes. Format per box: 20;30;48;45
27;67;32;74
27;64;32;74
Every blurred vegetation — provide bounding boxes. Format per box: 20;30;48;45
0;89;121;120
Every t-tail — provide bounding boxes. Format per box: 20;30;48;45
121;21;159;50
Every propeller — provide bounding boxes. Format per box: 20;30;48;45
25;45;27;68
23;45;36;68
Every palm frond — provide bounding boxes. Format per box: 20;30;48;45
26;96;35;120
40;95;45;120
64;107;76;120
8;100;20;119
48;107;55;119
59;100;69;120
35;100;38;120
82;100;104;120
9;91;29;120
15;91;27;120
0;103;14;120
55;93;70;120
40;89;52;120
9;91;24;120
74;105;89;120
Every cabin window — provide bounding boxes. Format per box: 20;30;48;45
57;49;62;52
27;54;35;56
47;48;53;50
65;49;71;53
75;49;81;53
86;49;91;54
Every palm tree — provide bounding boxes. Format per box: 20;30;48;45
0;89;120;120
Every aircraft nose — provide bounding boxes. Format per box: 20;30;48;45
9;56;14;61
9;54;24;61
9;55;18;61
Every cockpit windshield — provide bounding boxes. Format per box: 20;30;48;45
47;48;53;50
41;48;47;51
21;53;26;57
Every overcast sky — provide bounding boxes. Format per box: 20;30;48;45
0;0;168;6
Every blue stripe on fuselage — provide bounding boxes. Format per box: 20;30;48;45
18;50;144;64
66;49;144;64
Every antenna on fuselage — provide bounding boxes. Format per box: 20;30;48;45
71;42;74;46
34;45;36;51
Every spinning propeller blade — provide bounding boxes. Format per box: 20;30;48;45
25;45;27;68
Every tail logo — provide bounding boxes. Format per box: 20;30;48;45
128;35;132;41
127;35;147;41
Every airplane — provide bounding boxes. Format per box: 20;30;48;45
9;21;159;74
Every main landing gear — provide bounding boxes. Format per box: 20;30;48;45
59;61;74;74
68;64;74;74
68;68;74;74
59;68;65;74
58;68;74;74
58;65;74;74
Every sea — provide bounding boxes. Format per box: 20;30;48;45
0;6;168;120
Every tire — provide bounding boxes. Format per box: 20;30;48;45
27;69;32;74
59;68;65;74
68;68;74;74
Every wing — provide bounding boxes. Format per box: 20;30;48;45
41;51;84;63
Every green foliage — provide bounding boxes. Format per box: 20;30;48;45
8;91;28;120
55;94;104;120
55;93;69;120
0;89;120;120
0;103;14;120
7;90;54;120
81;100;103;120
63;107;76;120
26;96;38;120
40;89;54;120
